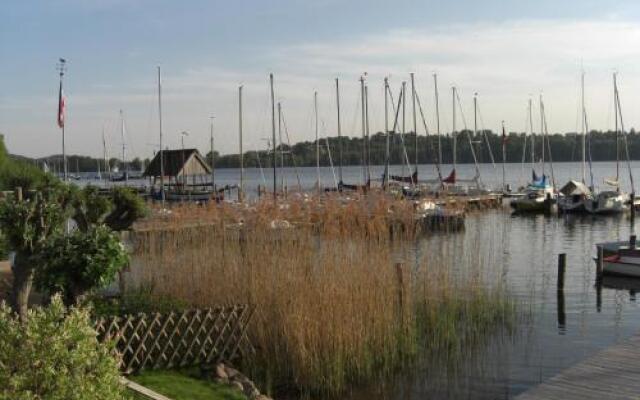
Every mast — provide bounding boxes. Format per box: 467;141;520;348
474;93;477;168
411;72;418;181
210;116;215;191
433;73;442;168
239;85;244;200
581;71;586;184
157;66;165;206
502;121;506;191
120;109;127;183
384;77;390;190
102;127;108;181
270;73;277;200
614;73;619;183
278;102;284;192
335;78;343;184
540;95;545;177
452;86;457;171
402;80;406;177
529;98;534;177
360;75;366;184
315;91;320;191
613;72;635;195
365;85;371;183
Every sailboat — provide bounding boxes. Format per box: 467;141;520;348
585;73;633;215
337;76;370;192
389;74;419;186
442;87;483;194
510;97;556;213
558;71;593;213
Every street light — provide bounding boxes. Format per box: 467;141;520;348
180;131;189;191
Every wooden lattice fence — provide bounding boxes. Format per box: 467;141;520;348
95;305;254;374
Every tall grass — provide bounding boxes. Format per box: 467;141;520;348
125;194;514;396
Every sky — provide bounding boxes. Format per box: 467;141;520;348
2;0;640;160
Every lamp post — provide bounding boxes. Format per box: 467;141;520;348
180;131;188;192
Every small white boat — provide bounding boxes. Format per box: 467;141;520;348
510;176;555;213
586;190;630;215
558;180;591;214
603;246;640;278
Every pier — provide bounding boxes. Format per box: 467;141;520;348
516;332;640;399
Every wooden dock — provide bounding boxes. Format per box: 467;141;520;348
516;333;640;399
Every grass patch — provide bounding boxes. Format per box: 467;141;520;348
129;369;246;400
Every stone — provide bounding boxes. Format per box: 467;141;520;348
243;384;260;398
214;363;228;380
224;365;241;379
230;380;244;392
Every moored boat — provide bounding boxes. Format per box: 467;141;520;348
510;176;555;213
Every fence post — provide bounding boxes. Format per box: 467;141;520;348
596;246;604;281
557;253;566;290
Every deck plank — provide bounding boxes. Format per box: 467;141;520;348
517;334;640;399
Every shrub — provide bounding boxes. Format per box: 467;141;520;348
35;226;129;305
0;296;125;400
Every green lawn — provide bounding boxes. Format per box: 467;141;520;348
128;369;247;400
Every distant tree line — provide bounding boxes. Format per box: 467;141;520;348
17;129;640;172
205;129;640;169
17;155;150;174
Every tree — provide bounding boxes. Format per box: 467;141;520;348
35;226;129;305
0;296;125;400
0;189;68;319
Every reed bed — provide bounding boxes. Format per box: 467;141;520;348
125;194;514;396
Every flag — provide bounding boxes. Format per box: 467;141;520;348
442;168;456;184
502;125;508;144
57;81;65;128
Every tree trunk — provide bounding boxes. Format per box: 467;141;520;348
11;252;34;321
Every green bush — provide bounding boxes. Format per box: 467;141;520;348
35;226;129;305
104;187;148;231
90;288;188;317
0;296;125;400
0;136;48;191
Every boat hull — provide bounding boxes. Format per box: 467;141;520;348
586;192;629;215
603;259;640;278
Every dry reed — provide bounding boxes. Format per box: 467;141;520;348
124;193;514;396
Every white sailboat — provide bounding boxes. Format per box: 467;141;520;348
558;71;592;213
510;97;556;213
586;73;633;215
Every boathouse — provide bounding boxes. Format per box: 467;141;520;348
143;149;212;188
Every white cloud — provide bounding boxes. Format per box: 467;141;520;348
3;18;640;158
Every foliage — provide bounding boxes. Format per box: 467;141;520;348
90;287;187;317
206;129;640;168
35;226;129;304
0;188;69;255
130;369;246;400
38;155;149;174
68;185;113;231
0;296;125;400
104;187;148;231
0;135;48;191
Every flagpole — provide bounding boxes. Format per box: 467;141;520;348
502;121;506;192
57;58;67;182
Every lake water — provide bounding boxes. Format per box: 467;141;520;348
343;209;640;399
88;161;640;398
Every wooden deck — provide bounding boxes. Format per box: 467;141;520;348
516;333;640;399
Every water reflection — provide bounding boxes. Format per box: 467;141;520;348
346;208;640;400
